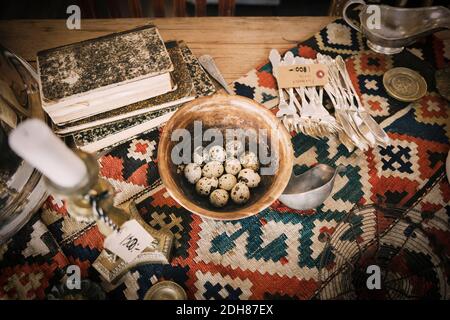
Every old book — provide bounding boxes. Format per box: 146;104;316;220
71;41;217;153
54;41;195;135
37;25;174;125
72;107;177;153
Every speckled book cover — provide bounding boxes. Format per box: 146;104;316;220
177;40;217;97
37;25;173;103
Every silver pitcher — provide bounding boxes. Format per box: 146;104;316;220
343;0;450;54
0;44;47;244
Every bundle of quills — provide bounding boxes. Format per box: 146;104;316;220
180;140;262;208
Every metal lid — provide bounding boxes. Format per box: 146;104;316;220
144;281;187;300
383;67;427;102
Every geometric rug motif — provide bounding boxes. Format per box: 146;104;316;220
1;19;449;300
0;214;69;299
193;270;253;300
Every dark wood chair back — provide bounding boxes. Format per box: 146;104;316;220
78;0;236;18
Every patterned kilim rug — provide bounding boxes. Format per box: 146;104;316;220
0;19;449;300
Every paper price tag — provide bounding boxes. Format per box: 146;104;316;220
104;220;155;263
276;64;328;88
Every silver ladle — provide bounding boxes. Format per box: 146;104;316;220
279;164;345;210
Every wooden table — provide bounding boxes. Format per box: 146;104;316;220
0;17;334;119
0;17;333;83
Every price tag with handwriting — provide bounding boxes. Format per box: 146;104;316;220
276;64;328;88
104;220;155;263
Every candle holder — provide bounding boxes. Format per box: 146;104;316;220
46;150;174;284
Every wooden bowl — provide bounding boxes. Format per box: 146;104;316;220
157;94;293;220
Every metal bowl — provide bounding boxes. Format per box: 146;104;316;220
157;94;293;220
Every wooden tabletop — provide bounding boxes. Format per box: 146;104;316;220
0;17;334;84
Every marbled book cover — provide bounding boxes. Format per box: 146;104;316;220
37;25;173;103
177;40;217;97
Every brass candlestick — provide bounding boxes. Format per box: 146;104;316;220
46;151;174;284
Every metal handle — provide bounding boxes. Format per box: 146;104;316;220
342;0;366;32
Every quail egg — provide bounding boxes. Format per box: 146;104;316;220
230;182;250;204
177;164;185;174
184;163;202;184
225;140;244;158
193;146;210;166
239;151;259;171
209;189;229;208
202;161;224;178
224;158;242;175
208;145;226;162
195;177;218;196
238;169;261;188
218;174;237;191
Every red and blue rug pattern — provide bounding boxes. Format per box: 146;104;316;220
1;19;449;300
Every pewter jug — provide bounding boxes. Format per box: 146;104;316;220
0;44;47;243
343;0;450;54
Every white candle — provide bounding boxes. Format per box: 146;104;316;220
8;119;88;189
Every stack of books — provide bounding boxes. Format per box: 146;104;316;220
37;25;216;153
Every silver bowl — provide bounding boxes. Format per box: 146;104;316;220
279;164;345;211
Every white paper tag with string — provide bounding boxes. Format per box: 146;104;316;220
276;64;328;88
104;219;155;263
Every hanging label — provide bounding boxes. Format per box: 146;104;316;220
104;219;155;263
276;64;328;88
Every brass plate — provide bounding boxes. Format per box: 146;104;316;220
383;67;427;102
144;281;187;300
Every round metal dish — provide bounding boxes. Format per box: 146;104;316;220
383;67;427;102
